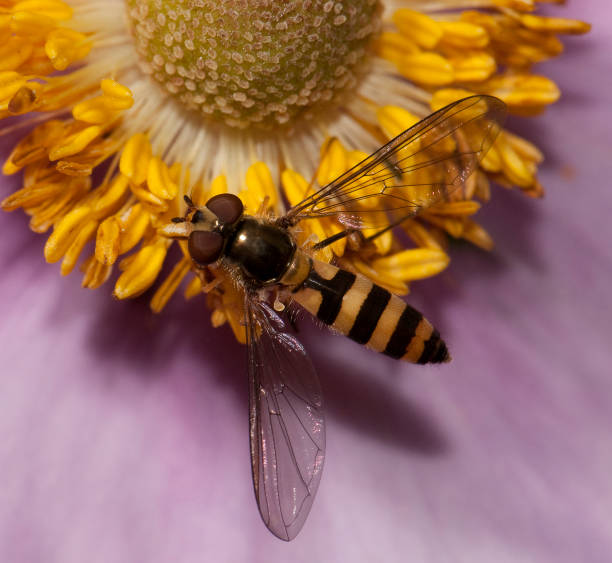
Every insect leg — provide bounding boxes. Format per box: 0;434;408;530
311;229;353;251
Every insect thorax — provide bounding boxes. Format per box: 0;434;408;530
225;217;296;285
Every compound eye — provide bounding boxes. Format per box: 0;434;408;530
206;193;243;225
188;230;224;265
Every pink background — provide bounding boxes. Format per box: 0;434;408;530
1;2;610;561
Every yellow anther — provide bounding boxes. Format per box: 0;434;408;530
450;52;496;83
114;239;169;299
72;97;117;124
306;219;333;264
398;52;454;87
0;38;33;72
100;79;134;109
372;248;450;281
61;219;97;275
120;133;152;185
480;142;503;173
497;134;534;188
402;219;444;251
72;81;132;123
425;214;464;238
130;183;168;211
317;138;347;186
376;105;419;140
361;213;393;255
118;204;151;254
374;32;420;66
148;156;178;200
92;174;129;215
0;71;27;107
12;0;73;21
211;308;227;328
48;125;102;160
520;15;591;35
461;219;493;250
150;257;191;313
44;205;92;263
245;161;277;210
208;174;228;199
184;275;202;300
281;168;309;207
237;188;260;215
392;9;442;49
45;28;92;71
95;216;121;265
10;11;56;36
81;254;112;289
504;131;543;163
439;21;489;49
320;218;346;257
428;201;481;216
430;88;475;112
224;306;247;345
344;148;383;210
484;74;560;108
189;181;207;206
351;258;409;296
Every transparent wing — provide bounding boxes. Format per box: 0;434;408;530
246;297;325;541
285;95;506;228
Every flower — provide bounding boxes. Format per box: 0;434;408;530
1;0;609;558
0;0;589;343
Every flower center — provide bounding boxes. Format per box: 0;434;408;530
126;0;381;129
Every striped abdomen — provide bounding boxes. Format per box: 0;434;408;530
292;259;449;364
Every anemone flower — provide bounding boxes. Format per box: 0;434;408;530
0;0;608;561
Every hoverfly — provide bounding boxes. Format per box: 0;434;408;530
161;95;506;540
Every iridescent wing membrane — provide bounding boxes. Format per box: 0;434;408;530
246;298;325;541
244;96;505;540
286;95;506;227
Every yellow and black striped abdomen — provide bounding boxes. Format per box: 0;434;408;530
292;259;450;364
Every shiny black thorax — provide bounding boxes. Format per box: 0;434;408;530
224;217;296;285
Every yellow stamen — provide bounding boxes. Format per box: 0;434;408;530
317;138;347;186
184;275;202;300
376;105;419;139
12;0;73;21
450;52;497;83
95;216;121;265
398;52;454;87
245;162;278;211
48;124;102;161
147;156;178;200
120;133;152;185
0;38;33;72
118;203;151;254
373;32;419;66
372;248;450;281
392;9;442;49
461;219;494;250
439;21;489;49
45;28;91;71
351;258;409;296
61;219;97;275
44;205;92;262
150;256;191;313
0;71;27;110
519;14;591;35
114;239;169;299
81;254;112;289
